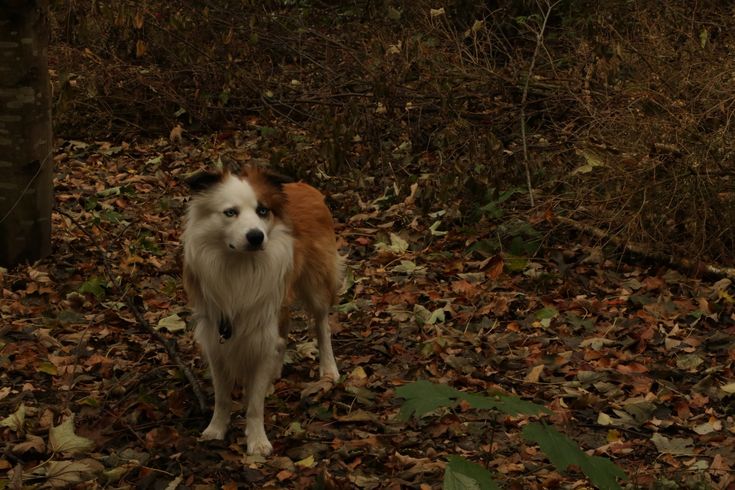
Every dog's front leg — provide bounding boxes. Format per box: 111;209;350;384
201;356;234;440
244;346;280;456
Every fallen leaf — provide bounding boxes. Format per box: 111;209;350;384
49;416;95;454
164;474;183;490
525;364;544;383
0;404;26;432
692;417;721;435
295;455;316;468
156;314;186;333
13;434;46;454
650;433;695;456
42;460;92;487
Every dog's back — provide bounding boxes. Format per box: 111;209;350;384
284;182;343;311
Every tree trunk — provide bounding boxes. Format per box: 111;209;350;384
0;0;53;267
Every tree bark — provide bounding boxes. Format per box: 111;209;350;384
0;0;53;267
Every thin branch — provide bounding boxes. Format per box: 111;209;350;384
55;207;208;413
520;0;558;207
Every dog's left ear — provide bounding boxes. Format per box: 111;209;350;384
185;170;224;193
242;165;293;189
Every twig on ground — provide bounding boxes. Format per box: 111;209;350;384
55;206;208;413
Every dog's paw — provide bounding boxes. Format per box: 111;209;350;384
319;364;340;382
200;423;227;441
320;370;340;382
247;435;273;456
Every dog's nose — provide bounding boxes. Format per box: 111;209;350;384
246;229;264;247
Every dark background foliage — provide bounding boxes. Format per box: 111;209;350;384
51;0;735;264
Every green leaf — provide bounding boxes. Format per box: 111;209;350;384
78;277;107;299
444;456;499;490
504;254;528;272
444;471;481;490
522;423;626;490
395;380;459;420
97;186;121;197
395;381;549;420
534;306;559;320
463;393;550;416
386;6;401;20
37;361;58;376
49;416;95;455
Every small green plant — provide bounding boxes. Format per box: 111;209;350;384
395;380;627;490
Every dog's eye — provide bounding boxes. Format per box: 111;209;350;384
256;204;270;217
223;208;238;217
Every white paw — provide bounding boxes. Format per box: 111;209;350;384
320;366;340;382
247;435;273;456
200;423;227;441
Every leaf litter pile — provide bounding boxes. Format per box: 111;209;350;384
1;133;735;489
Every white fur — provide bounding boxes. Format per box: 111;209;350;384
183;174;293;456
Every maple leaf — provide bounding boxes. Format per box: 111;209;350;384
0;403;26;433
49;416;95;455
38;461;93;487
522;423;627;490
444;456;499;490
395;380;549;420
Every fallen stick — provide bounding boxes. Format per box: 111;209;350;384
56;207;208;413
556;215;735;280
126;295;207;413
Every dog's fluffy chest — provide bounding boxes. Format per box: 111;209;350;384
196;246;292;317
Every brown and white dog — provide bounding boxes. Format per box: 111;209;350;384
182;166;342;456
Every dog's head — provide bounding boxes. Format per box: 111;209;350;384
185;166;291;253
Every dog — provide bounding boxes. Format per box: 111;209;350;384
182;165;342;456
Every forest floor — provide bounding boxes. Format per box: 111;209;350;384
1;133;734;489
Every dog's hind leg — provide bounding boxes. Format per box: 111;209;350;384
273;308;291;380
201;357;234;440
315;310;339;381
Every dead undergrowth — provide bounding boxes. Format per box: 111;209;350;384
50;0;735;267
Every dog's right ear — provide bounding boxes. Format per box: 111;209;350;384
185;171;223;193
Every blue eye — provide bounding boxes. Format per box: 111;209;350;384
223;208;238;217
256;204;270;217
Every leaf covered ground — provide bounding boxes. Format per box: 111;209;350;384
1;132;735;489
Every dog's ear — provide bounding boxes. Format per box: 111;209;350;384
242;165;293;190
262;169;293;189
185;171;223;193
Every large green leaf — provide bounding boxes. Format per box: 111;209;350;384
462;392;550;415
522;423;626;490
395;380;459;420
444;456;499;490
395;380;549;420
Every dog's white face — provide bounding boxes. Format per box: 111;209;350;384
187;174;278;253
